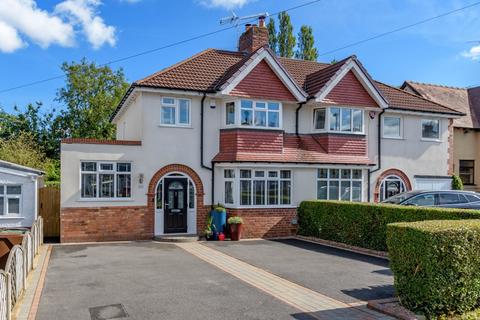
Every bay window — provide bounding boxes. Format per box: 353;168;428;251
160;97;191;126
226;100;282;129
317;168;363;202
81;161;132;199
225;168;291;207
0;185;22;215
314;107;363;133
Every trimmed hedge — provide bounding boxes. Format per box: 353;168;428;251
387;220;480;318
297;201;480;251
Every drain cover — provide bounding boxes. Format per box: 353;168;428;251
89;304;129;320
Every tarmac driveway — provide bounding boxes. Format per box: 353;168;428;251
36;242;301;320
205;239;394;303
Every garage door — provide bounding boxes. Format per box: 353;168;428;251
414;176;452;191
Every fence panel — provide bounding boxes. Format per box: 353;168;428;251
0;271;11;320
4;246;25;307
21;232;33;272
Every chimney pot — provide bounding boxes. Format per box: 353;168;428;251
259;16;265;27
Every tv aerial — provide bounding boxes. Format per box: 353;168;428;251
220;11;269;27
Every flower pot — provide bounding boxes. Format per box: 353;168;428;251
229;223;243;241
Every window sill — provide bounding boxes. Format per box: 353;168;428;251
382;136;404;140
312;130;366;136
77;198;134;202
0;216;25;220
158;124;192;129
225;125;282;130
224;205;297;209
421;138;442;143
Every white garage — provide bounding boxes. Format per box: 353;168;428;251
414;175;452;191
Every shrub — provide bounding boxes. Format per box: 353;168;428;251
387;220;480;318
297;201;480;251
227;216;243;224
452;175;464;190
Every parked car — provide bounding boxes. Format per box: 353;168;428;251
382;190;480;209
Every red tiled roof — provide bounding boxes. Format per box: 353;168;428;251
122;48;461;116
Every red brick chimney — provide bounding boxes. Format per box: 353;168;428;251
238;16;269;53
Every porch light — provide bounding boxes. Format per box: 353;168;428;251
210;99;217;109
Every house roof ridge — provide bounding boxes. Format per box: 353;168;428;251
379;80;464;115
406;80;466;91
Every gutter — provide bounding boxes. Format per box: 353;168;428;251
367;109;385;202
295;101;306;135
200;93;215;207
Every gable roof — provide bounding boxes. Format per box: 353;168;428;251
0;160;44;176
402;81;479;127
112;49;464;121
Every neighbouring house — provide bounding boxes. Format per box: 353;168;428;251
60;17;463;243
0;160;44;228
402;81;480;192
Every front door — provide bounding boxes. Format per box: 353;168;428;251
164;178;188;233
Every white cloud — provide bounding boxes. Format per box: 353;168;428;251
462;45;480;61
0;0;116;53
0;21;25;53
199;0;251;10
55;0;116;49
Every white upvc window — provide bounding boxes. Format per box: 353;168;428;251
160;97;191;126
225;100;282;129
317;168;363;202
224;168;291;207
313;107;364;134
383;116;402;139
0;185;22;216
80;161;132;199
421;119;440;141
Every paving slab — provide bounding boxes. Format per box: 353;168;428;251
36;242;302;320
204;239;394;303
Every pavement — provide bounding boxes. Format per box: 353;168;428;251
35;239;394;320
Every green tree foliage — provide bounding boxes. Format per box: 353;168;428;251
277;12;296;58
295;25;318;61
267;18;277;53
55;58;129;140
452;175;464;190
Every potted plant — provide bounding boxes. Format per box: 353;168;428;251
228;216;244;241
204;216;214;240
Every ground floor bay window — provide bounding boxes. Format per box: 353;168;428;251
317;168;363;202
223;168;292;207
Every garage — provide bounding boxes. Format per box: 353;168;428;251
414;175;452;191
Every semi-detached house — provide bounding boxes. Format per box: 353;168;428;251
60;18;463;243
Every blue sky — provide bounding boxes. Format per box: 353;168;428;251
0;0;479;114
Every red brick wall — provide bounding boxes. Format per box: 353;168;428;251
219;129;284;154
373;168;412;203
324;71;379;108
238;25;269;53
230;60;296;102
227;208;297;238
315;134;367;155
61;206;153;243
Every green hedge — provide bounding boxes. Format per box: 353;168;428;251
387;220;480;318
297;201;480;251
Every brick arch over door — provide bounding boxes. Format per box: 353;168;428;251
147;164;206;234
374;168;412;202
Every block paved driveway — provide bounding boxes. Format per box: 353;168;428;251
36;240;394;320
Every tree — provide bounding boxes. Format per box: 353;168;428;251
295;25;318;61
55;58;129;140
267;18;277;53
277;12;296;58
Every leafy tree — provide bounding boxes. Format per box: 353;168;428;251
452;175;464;190
295;25;318;61
55;58;129;140
277;12;296;58
267;18;277;53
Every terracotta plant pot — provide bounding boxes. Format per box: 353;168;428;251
229;223;243;241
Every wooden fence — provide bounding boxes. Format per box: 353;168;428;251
0;217;43;320
39;187;60;238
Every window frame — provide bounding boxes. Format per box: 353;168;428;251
316;168;364;202
379;175;407;201
382;116;403;139
160;97;192;127
154;172;196;211
459;160;475;185
223;168;293;208
0;184;22;216
79;161;132;201
224;100;283;129
421;119;440;141
312;107;364;134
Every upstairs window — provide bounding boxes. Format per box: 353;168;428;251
160;97;191;126
0;185;22;215
383;116;402;138
421;119;439;140
226;100;282;129
81;161;132;199
313;107;363;134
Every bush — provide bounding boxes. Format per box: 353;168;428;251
387;220;480;318
297;201;480;251
452;175;464;190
